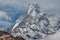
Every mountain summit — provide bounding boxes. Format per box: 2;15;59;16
7;3;60;40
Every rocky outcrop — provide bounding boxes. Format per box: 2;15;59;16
0;30;25;40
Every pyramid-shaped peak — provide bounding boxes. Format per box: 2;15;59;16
28;2;40;8
27;2;41;14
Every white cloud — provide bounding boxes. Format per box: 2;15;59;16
0;0;60;12
0;11;11;20
0;20;12;30
46;30;60;40
0;20;12;27
0;0;27;10
0;0;60;10
0;11;12;30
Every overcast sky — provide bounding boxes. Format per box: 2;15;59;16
0;0;60;30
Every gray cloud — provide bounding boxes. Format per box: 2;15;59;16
0;0;60;9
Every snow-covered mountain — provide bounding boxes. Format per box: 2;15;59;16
7;2;60;40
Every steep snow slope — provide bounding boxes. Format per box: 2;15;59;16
7;2;60;40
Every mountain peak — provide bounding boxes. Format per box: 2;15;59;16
27;2;45;17
27;2;40;14
7;2;60;40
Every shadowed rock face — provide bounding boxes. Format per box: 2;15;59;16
0;30;25;40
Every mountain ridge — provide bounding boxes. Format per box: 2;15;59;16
7;2;60;40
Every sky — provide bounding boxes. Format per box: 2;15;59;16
0;0;60;30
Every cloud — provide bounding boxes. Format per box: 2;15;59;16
0;11;11;21
47;30;60;40
0;0;28;10
0;0;60;10
0;11;12;30
0;20;12;30
0;20;12;27
0;0;28;18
